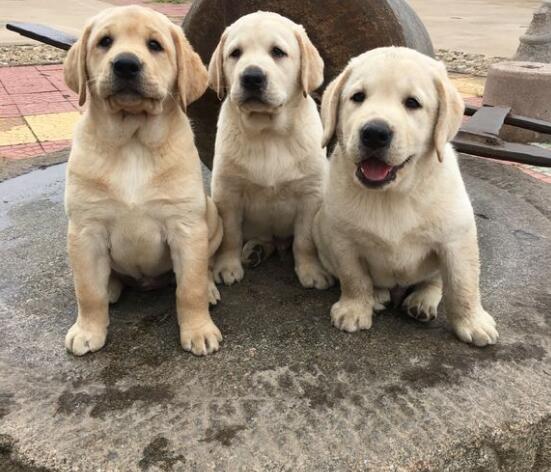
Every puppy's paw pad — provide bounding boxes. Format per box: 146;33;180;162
452;309;498;347
296;262;335;290
373;288;391;312
65;323;107;356
403;286;441;322
242;241;267;268
213;257;244;286
180;320;223;356
208;280;221;305
330;300;372;333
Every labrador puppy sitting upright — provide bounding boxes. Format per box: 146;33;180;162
63;6;223;356
208;12;333;289
313;47;499;346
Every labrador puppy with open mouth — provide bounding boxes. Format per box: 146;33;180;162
313;47;498;346
63;6;223;356
208;11;333;289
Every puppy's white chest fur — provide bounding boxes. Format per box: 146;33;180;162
111;142;155;203
239;140;307;238
106;145;172;277
214;104;325;241
67;142;175;279
326;191;439;287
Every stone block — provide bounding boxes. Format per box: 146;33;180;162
483;61;551;143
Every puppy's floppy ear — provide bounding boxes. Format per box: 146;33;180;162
208;30;227;101
432;63;465;162
64;20;93;107
294;26;324;97
171;25;208;112
321;67;351;148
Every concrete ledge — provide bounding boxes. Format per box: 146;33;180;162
0;156;550;471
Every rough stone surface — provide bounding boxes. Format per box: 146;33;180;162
516;1;551;64
0;156;550;471
484;61;551;143
183;0;434;169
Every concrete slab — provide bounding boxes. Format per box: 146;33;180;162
0;156;550;471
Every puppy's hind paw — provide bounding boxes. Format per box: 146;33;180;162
330;299;373;333
403;283;442;322
208;279;221;305
242;240;274;268
451;308;498;347
373;288;391;312
108;276;123;304
213;255;244;286
296;261;335;290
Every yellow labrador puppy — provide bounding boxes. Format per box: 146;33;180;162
313;47;499;346
208;11;333;289
63;6;223;356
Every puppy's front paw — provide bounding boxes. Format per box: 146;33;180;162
180;319;223;356
213;255;244;286
296;261;335;290
403;284;442;322
65;322;107;356
331;299;373;333
451;308;498;347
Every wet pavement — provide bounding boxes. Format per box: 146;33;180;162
0;156;550;471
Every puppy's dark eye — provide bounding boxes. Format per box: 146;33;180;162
230;48;242;59
405;97;422;110
147;39;163;52
98;36;113;49
351;91;366;103
271;46;287;58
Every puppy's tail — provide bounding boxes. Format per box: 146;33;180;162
206;196;223;259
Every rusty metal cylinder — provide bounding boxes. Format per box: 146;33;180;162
183;0;434;168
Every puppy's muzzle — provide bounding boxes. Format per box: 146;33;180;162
240;66;267;97
360;120;393;151
356;120;412;188
113;53;142;82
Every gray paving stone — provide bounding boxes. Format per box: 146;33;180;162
0;156;550;471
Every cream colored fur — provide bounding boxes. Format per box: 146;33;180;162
313;47;498;346
208;11;333;289
63;6;223;356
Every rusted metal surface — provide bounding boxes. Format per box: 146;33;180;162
184;0;434;168
461;106;510;141
454;105;551;167
6;22;76;51
465;104;551;135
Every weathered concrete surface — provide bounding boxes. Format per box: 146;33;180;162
0;156;550;471
516;1;551;63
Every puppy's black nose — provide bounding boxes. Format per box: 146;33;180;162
360;121;393;149
241;66;266;91
113;53;142;80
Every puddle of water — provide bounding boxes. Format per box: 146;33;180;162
0;163;66;232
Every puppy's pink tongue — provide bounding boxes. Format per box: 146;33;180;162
360;158;393;181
